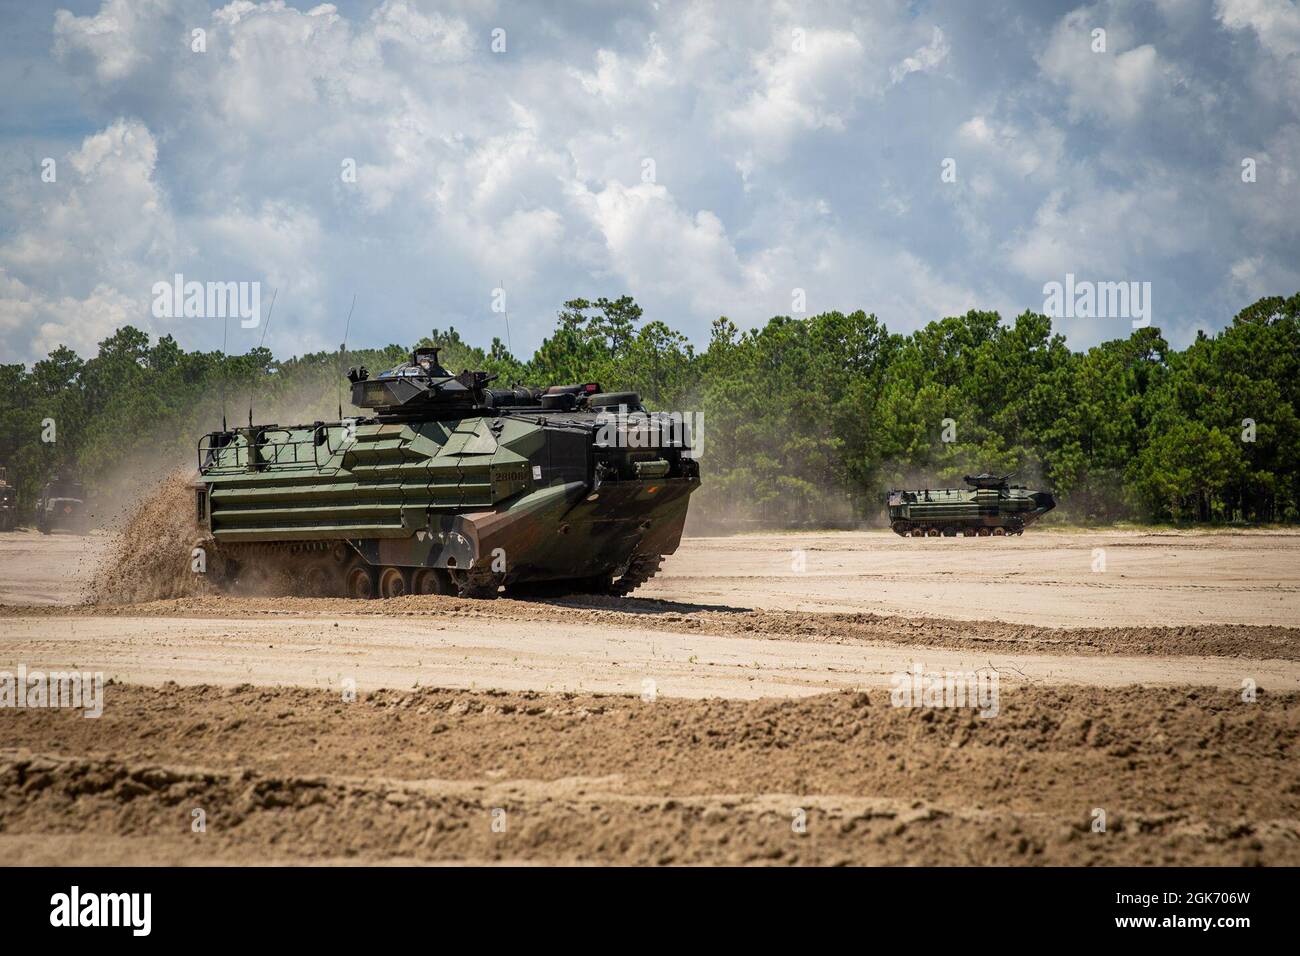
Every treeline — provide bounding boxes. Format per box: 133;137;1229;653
1;293;1297;528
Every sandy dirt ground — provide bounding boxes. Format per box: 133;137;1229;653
5;527;1299;627
2;606;1298;698
0;531;104;606
641;529;1300;627
1;528;1298;865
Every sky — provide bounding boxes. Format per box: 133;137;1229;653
0;0;1297;367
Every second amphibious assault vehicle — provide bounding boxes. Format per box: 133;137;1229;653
886;473;1055;537
194;348;700;598
0;466;17;532
37;474;90;534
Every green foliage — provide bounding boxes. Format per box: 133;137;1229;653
1;293;1297;527
695;310;892;525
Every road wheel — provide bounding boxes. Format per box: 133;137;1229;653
377;566;410;598
926;527;941;537
942;526;957;537
411;568;452;595
977;528;991;537
963;528;977;537
344;563;377;599
992;527;1007;537
910;528;924;537
301;558;341;597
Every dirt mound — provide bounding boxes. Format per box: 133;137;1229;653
88;471;220;605
2;682;1296;864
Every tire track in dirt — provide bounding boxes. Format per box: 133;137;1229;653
6;593;1297;660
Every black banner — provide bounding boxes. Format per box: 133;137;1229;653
0;866;1280;941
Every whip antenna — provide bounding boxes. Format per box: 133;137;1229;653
221;313;229;432
501;279;513;355
256;286;278;349
338;293;356;420
248;286;277;428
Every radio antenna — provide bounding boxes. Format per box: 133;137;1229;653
501;279;513;355
338;293;356;420
248;286;277;428
220;313;229;432
256;286;278;349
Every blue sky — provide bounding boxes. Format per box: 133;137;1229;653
1;0;1297;366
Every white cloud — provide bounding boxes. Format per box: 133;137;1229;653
0;0;1293;365
571;35;671;101
890;26;950;85
0;270;145;362
576;180;750;318
1004;182;1202;281
369;0;472;58
1038;7;1170;124
957;115;1066;182
1216;0;1300;58
1226;253;1300;313
52;0;174;85
1216;0;1300;101
0;118;182;358
721;27;868;161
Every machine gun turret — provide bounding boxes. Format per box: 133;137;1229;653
963;472;1015;490
350;347;615;421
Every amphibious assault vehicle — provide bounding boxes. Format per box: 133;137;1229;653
0;468;16;535
194;347;701;598
0;466;17;531
886;473;1055;537
36;474;89;534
